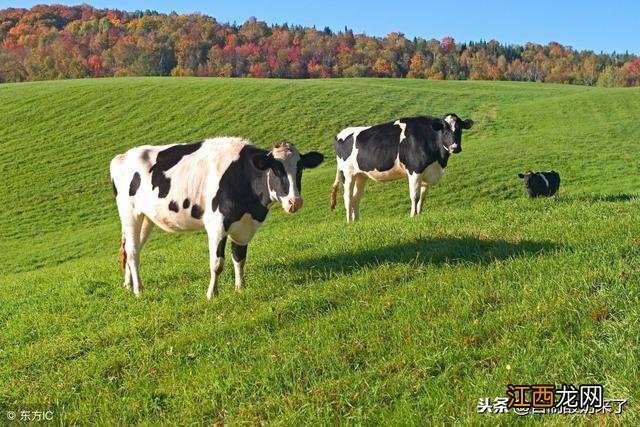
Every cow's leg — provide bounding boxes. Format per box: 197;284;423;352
231;242;248;292
351;174;368;221
343;172;356;222
122;236;132;290
329;162;342;211
123;216;154;292
417;182;429;214
121;214;144;296
408;173;422;217
205;221;227;299
139;215;155;250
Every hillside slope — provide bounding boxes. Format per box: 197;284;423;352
0;78;639;424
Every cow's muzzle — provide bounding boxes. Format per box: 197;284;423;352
449;144;461;154
285;197;303;213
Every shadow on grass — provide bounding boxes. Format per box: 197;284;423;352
292;236;558;274
558;193;637;203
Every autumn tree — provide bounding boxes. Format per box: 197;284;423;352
0;4;637;86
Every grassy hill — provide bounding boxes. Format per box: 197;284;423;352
0;77;639;425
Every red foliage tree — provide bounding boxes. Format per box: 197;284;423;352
85;54;103;76
0;4;637;86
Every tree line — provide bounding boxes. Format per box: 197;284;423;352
1;4;639;86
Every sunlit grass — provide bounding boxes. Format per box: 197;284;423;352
0;78;639;424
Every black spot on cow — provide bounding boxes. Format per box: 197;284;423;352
396;116;449;172
191;204;204;219
335;133;354;160
129;172;141;196
216;236;227;258
296;159;303;191
141;150;150;162
149;141;202;198
266;160;290;198
356;123;402;172
212;145;271;231
183;198;190;209
168;200;179;212
111;179;118;197
231;242;248;262
294;152;323;192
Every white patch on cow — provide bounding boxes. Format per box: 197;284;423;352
362;155;407;182
444;115;457;132
161;138;243;231
394;120;407;141
267;179;278;201
336;127;371;182
422;161;445;186
227;213;262;246
338;127;370;170
271;142;303;208
408;172;422;217
538;172;550;189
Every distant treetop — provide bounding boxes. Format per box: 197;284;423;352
1;4;638;86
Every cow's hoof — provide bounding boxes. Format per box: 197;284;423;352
123;282;132;290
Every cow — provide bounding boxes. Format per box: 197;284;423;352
329;114;474;221
517;170;560;197
110;137;324;299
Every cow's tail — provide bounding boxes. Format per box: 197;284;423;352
120;235;127;271
330;165;341;211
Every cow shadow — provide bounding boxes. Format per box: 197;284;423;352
292;236;558;275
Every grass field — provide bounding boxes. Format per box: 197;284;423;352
0;77;639;425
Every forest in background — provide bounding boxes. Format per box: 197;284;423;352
1;4;639;86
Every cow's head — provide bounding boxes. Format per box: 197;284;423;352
518;171;547;193
518;171;534;187
432;113;474;154
252;142;324;213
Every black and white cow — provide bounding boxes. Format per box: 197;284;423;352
517;170;560;197
110;137;323;299
330;114;473;221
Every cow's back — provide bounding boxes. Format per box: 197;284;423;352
336;119;442;182
110;137;249;232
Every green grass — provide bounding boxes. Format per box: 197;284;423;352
0;77;639;425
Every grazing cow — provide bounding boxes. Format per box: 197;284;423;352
110;137;324;299
517;170;560;197
330;114;474;221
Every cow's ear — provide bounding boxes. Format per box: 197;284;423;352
252;153;274;171
517;173;525;179
301;151;324;169
431;121;444;131
462;119;474;129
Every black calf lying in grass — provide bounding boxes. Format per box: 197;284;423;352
518;170;560;197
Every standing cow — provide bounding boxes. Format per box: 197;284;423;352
110;137;324;299
517;170;560;197
330;114;473;221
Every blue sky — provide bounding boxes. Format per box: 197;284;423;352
4;0;638;54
